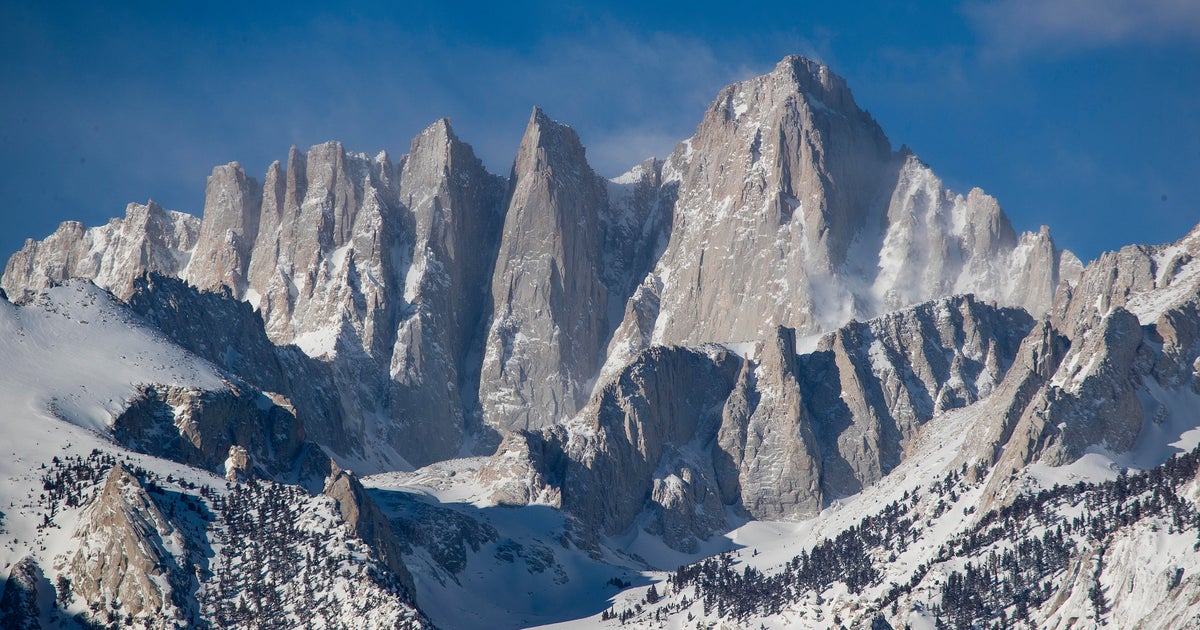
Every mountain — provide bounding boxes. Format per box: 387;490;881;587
2;54;1199;629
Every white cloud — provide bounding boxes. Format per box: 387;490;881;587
966;0;1200;56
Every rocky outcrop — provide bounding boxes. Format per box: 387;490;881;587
323;466;417;598
0;557;49;630
483;345;742;550
479;108;613;433
184;162;262;296
485;295;1036;550
67;464;194;626
645;461;727;553
123;121;509;467
714;326;823;520
556;345;741;545
985;309;1160;482
980;229;1200;504
111;381;331;487
1054;221;1200;335
798;295;1034;497
123;273;353;457
628;56;894;349
967;319;1073;471
1;200;199;300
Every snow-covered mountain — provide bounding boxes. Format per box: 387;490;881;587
2;54;1199;629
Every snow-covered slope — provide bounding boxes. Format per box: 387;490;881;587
0;286;427;627
0;281;225;435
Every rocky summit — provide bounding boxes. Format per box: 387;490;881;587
2;55;1199;629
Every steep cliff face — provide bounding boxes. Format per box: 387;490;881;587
558;345;742;544
632;55;894;349
603;57;1073;378
390;119;507;461
798;295;1034;497
1054;221;1200;335
714;327;824;520
2;200;199;300
123;273;354;457
479;108;614;433
184;162;263;296
978;223;1200;504
482;345;742;550
241;141;405;361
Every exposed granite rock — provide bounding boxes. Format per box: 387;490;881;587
1;200;199;300
184;162;262;297
799;295;1034;497
557;345;741;544
483;344;742;550
968;319;1073;473
123;273;353;458
604;58;1073;374
323;465;417;599
645;461;726;554
243;141;405;361
484;296;1037;550
988;308;1148;491
67;464;193;626
636;56;893;347
874;156;1066;317
479;108;613;433
478;429;566;508
714;326;823;520
390;119;508;462
111;380;332;491
224;445;252;482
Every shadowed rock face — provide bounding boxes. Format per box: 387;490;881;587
390;120;508;462
0;557;49;630
112;381;332;489
123;273;352;458
799;295;1035;497
482;344;742;550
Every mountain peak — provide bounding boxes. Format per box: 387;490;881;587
513;106;590;177
418;117;456;143
768;54;860;115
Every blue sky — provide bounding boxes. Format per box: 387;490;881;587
2;0;1197;263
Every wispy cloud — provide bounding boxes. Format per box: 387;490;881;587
966;0;1200;57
